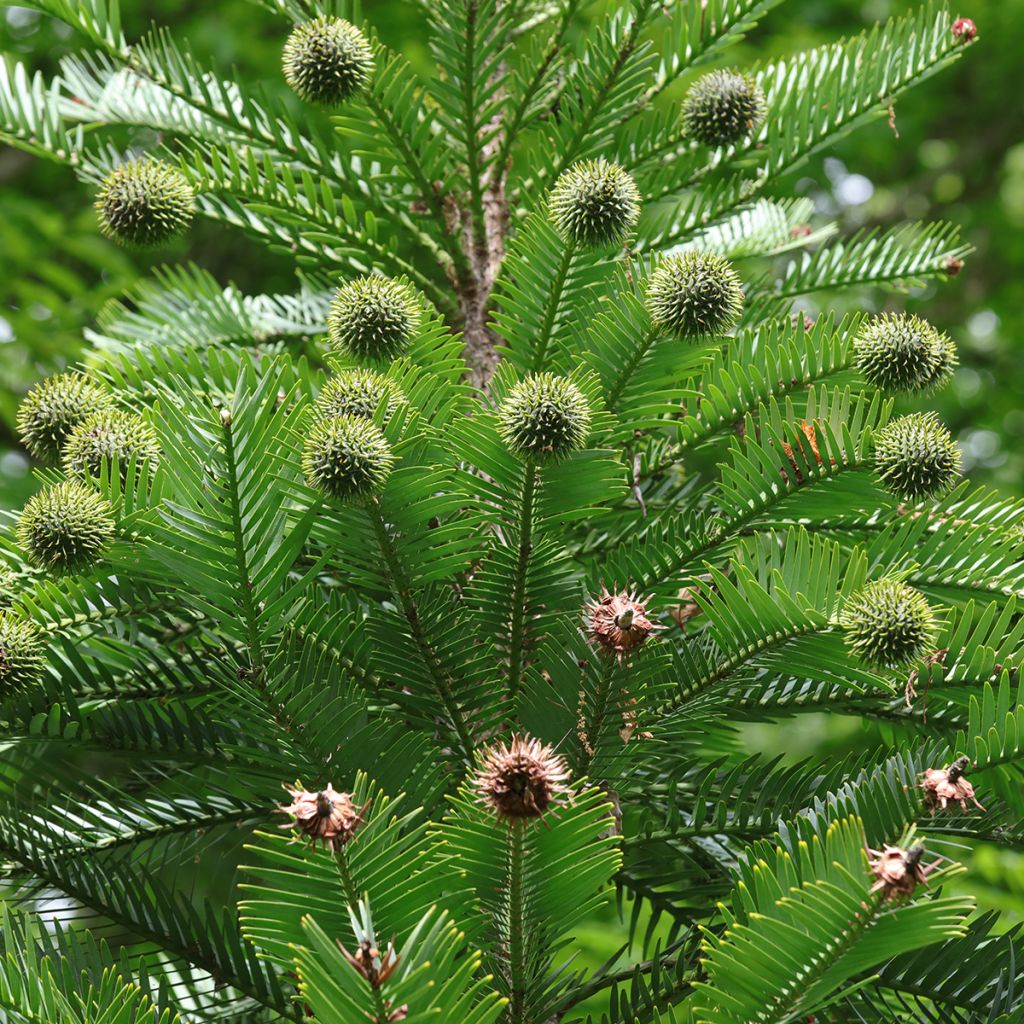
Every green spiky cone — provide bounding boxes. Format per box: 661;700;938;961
681;69;766;147
16;372;114;465
0;612;45;691
0;564;14;607
314;370;405;423
17;481;115;574
283;17;374;106
327;277;421;362
923;330;959;392
646;251;744;339
874;412;961;501
303;415;395;500
548;159;642;248
854;314;958;394
95;160;195;249
498;374;591;461
63;409;161;481
841;579;937;668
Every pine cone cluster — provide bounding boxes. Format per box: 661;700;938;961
16;373;113;465
62;409;161;481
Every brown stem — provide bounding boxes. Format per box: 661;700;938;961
460;89;509;391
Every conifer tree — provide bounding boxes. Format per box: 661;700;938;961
0;2;1017;1021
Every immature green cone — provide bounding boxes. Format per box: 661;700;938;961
95;160;195;249
0;612;45;691
874;412;961;501
646;251;744;339
923;330;959;392
16;372;113;464
303;414;395;500
498;374;591;460
0;564;14;606
855;313;957;394
63;409;161;481
283;17;373;106
548;159;641;248
681;69;766;147
327;276;420;362
17;481;115;573
841;579;937;668
314;370;405;423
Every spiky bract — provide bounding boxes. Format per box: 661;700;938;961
473;735;571;820
0;612;44;691
681;69;766;147
586;586;661;659
16;372;113;465
63;409;161;481
17;481;115;574
873;412;961;501
922;755;985;813
303;414;395;500
282;17;373;106
646;251;744;339
854;313;957;393
840;579;937;668
868;842;936;900
278;783;368;848
548;159;641;248
327;276;420;362
314;370;405;423
497;374;591;460
95;160;195;249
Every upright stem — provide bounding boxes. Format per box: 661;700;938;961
506;821;527;1024
335;846;391;1024
530;240;576;373
605;328;660;413
507;461;538;699
578;656;617;778
366;498;476;764
220;410;264;675
334;843;361;910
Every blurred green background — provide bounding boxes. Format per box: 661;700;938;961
2;0;1023;995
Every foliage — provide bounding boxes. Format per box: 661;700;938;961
0;1;1020;1022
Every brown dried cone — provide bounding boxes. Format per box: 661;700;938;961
922;755;985;813
586;586;662;659
867;842;939;900
474;735;570;820
278;783;368;847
